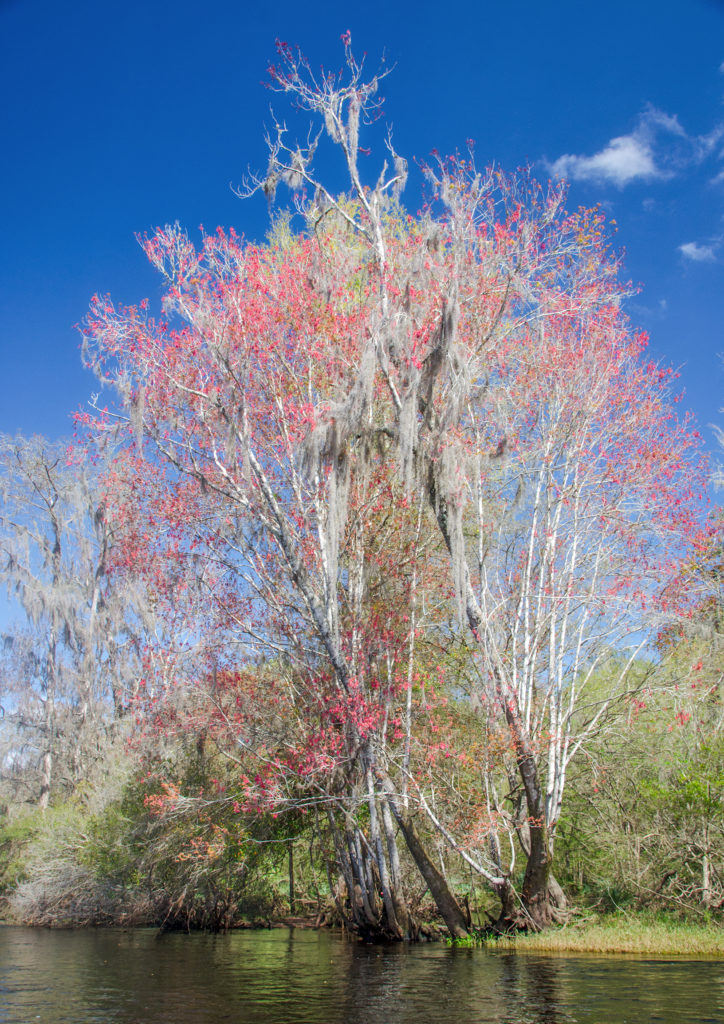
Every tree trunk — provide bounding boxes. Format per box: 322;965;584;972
366;767;404;937
520;818;553;930
429;483;557;932
288;840;295;915
547;872;567;916
491;878;519;933
502;684;554;930
393;810;469;939
701;824;713;909
38;625;57;811
380;796;413;938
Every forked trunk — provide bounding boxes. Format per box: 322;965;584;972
491;828;554;933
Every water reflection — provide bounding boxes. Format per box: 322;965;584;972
495;953;570;1024
0;925;722;1024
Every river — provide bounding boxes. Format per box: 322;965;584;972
1;925;722;1023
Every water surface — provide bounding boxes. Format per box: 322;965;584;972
1;925;722;1023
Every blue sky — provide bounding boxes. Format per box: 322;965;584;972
1;0;723;474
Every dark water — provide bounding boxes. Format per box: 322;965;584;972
1;926;723;1024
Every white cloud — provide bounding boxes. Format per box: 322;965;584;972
643;108;686;137
692;125;724;166
550;134;658;187
679;241;717;262
548;106;724;189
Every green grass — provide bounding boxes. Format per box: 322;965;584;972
450;914;724;956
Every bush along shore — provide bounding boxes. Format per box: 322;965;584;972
1;752;723;954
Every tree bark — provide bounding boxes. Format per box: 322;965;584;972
288;840;295;915
380;796;413;938
520;818;553;930
501;686;554;930
393;809;469;939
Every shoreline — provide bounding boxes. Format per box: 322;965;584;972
2;913;723;956
472;918;724;956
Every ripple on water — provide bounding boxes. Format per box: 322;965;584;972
0;926;722;1024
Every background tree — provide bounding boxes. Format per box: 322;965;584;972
0;434;146;807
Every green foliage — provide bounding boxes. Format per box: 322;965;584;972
554;647;724;917
0;805;47;899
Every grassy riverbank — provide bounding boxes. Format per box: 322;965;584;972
471;915;724;956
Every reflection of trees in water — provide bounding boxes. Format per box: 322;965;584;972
338;943;573;1024
6;929;723;1024
498;953;569;1024
282;941;724;1024
338;943;409;1024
